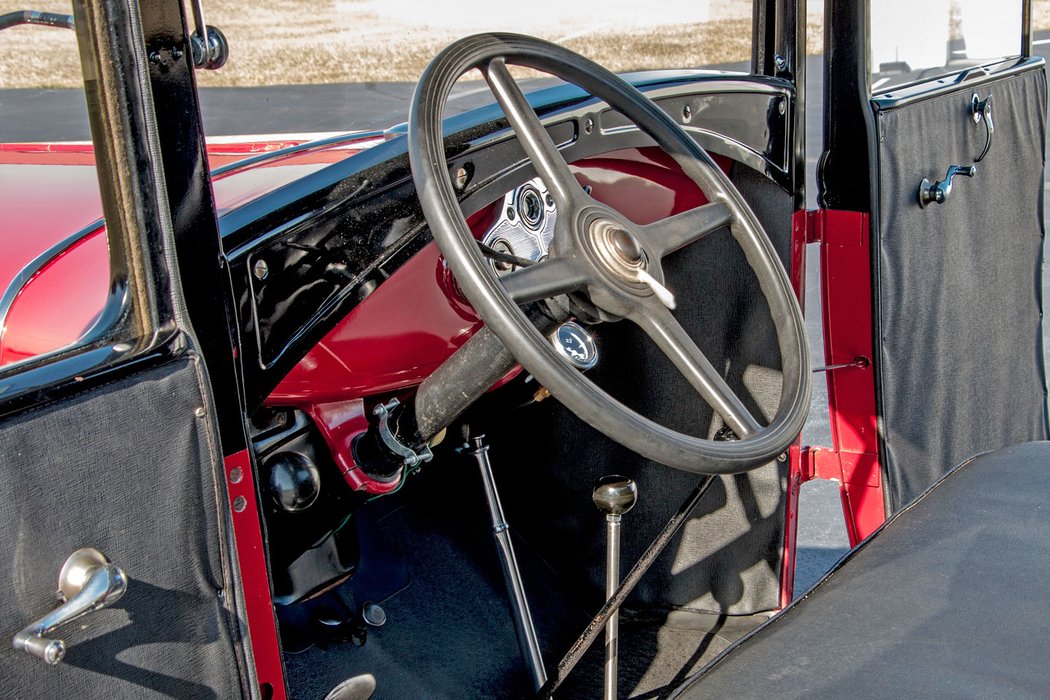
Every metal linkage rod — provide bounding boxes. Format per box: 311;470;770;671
592;476;639;700
465;435;548;691
537;475;717;699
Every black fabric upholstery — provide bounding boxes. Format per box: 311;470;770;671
492;163;793;616
672;441;1050;699
872;66;1048;510
0;357;244;698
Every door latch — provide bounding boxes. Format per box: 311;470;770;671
13;548;127;664
971;92;994;162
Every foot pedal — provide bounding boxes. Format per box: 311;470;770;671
324;674;377;700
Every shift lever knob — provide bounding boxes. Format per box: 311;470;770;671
593;475;637;517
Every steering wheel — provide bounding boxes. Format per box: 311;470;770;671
408;34;810;474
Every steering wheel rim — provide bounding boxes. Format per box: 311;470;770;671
408;33;810;474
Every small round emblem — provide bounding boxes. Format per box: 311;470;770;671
551;321;599;370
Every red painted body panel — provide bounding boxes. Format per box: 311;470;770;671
265;242;484;404
267;147;716;494
807;209;886;544
0;134;381;367
268;147;715;405
778;209;809;606
0;230;109;365
223;449;287;700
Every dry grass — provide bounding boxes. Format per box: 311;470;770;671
1;1;1047;89
0;1;755;88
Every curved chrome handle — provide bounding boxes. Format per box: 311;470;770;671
918;165;977;207
12;548;127;665
972;93;994;163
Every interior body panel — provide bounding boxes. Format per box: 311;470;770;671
0;354;246;698
872;62;1049;511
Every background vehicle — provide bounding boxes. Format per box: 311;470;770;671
0;1;1046;698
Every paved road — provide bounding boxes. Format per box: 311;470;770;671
4;47;1048;592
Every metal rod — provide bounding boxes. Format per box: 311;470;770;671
0;10;73;30
604;514;621;700
467;436;548;690
537;475;716;699
812;356;869;373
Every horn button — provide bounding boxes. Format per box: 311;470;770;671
589;218;649;286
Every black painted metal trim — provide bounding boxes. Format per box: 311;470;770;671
817;0;876;212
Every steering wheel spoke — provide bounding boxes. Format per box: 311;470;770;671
630;304;762;439
500;255;590;304
642;201;732;259
483;57;582;210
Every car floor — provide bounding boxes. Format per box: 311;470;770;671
279;465;767;699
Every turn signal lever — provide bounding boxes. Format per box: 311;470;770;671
13;548;127;665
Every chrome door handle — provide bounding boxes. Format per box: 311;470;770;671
918;164;977;207
13;548;127;664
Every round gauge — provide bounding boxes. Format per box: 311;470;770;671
517;186;545;230
550;321;599;370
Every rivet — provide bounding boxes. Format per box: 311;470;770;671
229;467;243;484
253;259;269;280
233;496;247;512
194;406;206;418
778;98;786;115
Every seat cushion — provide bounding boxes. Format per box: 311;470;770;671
671;441;1050;699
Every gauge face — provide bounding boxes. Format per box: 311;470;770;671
551;321;599;370
518;186;545;229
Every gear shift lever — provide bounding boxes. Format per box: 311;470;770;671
592;476;637;700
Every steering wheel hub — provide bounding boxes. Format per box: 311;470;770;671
589;218;648;285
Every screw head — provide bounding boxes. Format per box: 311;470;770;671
229;467;243;484
253;259;269;280
682;104;692;122
584;117;594;134
233;496;247;513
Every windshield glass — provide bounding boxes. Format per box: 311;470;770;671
870;0;1026;94
1;0;759;140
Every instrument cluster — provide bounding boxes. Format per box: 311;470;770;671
480;177;557;274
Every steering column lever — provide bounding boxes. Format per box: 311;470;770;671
593;476;638;700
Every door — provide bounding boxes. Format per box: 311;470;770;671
0;0;270;695
820;0;1048;516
